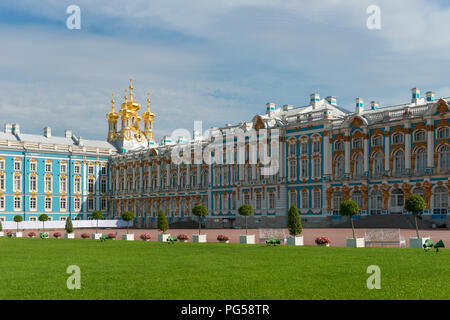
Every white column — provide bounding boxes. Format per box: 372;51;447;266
156;163;161;187
384;128;390;172
344;131;351;175
427;119;434;168
405;123;411;170
363;128;369;173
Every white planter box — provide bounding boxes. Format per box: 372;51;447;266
0;232;4;237
65;233;75;239
240;235;255;244
158;233;171;242
287;236;304;246
91;233;103;240
122;234;134;241
346;238;365;248
409;237;430;248
193;234;207;243
15;232;23;238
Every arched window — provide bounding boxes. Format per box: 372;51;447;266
289;191;297;207
312;189;321;209
300;189;309;209
334;140;344;151
202;170;209;187
353;154;363;179
335;156;345;179
390;188;404;213
433;186;448;214
370;189;382;215
393;149;405;176
438;144;450;170
414;130;425;142
288;141;296;156
415;148;426;174
436;127;449;139
351;190;363;210
412;187;424;201
372;152;384;177
171;173;177;188
392;132;404;145
371;135;383;147
332;191;344;215
352;138;362;149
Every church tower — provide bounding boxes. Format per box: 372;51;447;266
106;93;119;142
142;92;155;145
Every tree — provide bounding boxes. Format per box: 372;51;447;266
157;210;169;234
121;211;134;234
13;215;23;232
405;195;426;239
287;205;302;237
340;200;359;239
192;204;208;235
65;217;74;234
92;210;103;234
238;204;253;235
39;214;49;232
0;220;2;232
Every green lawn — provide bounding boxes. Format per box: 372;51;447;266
0;238;448;300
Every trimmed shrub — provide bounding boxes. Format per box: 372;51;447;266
287;205;302;237
65;218;74;233
121;211;134;234
340;200;359;239
192;204;208;235
238;204;253;235
405;195;427;238
157;210;169;234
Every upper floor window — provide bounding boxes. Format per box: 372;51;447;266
414;130;426;142
334;140;344;151
352;138;362;149
14;160;21;171
392;132;404;145
0;160;4;171
88;164;95;175
60;163;67;174
45;162;52;173
312;141;321;153
288;142;296;156
300;142;308;154
29;161;37;172
101;166;107;175
436;127;449;139
74;164;81;174
371;135;383;147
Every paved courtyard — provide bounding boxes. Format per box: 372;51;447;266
14;227;450;247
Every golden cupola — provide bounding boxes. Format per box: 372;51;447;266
142;92;155;142
106;93;119;142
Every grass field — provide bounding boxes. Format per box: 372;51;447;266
0;237;449;300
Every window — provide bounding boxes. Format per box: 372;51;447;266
88;164;94;175
88;178;94;194
301;190;309;209
413;187;424;202
288;142;296;156
60;197;67;211
392;133;404;144
88;198;94;211
300;142;308;154
74;198;81;211
14;196;21;210
438;145;450;170
312;158;321;178
313;190;321;209
433;186;448;214
334;140;344;151
393;150;405;175
414;130;425;142
268;192;275;210
353;154;363;179
373;152;384;176
101;198;107;210
371;135;383;147
244;193;250;206
352;138;362;149
29;161;37;172
14;174;22;192
223;166;228;185
30;197;37;210
29;216;37;222
59;177;67;193
74;177;81;193
436;127;449;139
0;196;4;210
60;163;67;174
44;176;52;193
351;191;363;210
45;197;52;210
332;191;344;215
289;161;296;180
415;148;426;173
289;191;296;207
101;166;107;175
74;163;81;174
14;160;21;171
255;193;261;210
335;156;344;178
60;217;67;221
45;162;52;173
0;160;4;170
0;175;5;191
390;188;404;208
370;189;382;215
300;159;309;179
101;179;107;193
313;141;321;153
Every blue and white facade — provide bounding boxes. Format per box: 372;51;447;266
1;83;449;228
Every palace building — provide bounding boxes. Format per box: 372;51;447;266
0;80;449;228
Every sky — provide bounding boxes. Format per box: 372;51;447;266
0;0;449;142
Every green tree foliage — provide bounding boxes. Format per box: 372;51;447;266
340;200;359;239
157;210;169;234
92;210;103;234
192;204;208;235
65;218;74;234
287;205;302;236
405;195;427;238
121;211;135;234
39;214;49;231
238;204;253;235
13;215;23;232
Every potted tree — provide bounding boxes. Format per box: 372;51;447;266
0;220;3;237
91;210;103;239
340;200;365;248
39;214;49;238
13;215;23;238
238;204;255;244
287;205;303;246
64;217;75;239
191;204;207;243
157;210;170;242
121;211;135;240
405;195;429;248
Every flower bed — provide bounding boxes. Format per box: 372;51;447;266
53;232;62;239
315;236;331;246
6;231;13;238
28;231;36;238
217;234;229;242
140;233;151;241
81;233;90;239
177;234;189;242
107;233;116;239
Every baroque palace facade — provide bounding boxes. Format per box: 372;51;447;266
0;80;449;228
